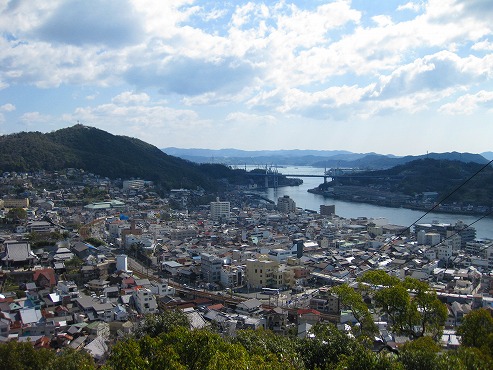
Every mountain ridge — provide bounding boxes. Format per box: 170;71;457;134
162;147;489;169
0;125;217;190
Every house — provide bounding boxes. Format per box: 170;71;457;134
1;241;37;268
150;281;175;296
84;336;109;361
183;307;208;330
86;321;110;340
0;318;10;337
297;308;321;325
263;307;288;332
236;298;262;315
33;268;57;288
162;261;183;276
75;296;114;322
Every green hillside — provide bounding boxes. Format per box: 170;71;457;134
321;158;493;207
0;125;217;189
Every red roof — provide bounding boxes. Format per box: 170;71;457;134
297;308;321;316
33;268;56;287
207;303;224;311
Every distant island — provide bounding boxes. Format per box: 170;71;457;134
309;158;493;216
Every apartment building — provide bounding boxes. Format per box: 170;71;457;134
210;199;230;221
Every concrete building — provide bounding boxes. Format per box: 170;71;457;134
220;265;244;289
320;204;335;216
246;257;279;289
201;253;223;283
132;288;158;315
210;199;230;221
277;195;296;213
123;179;145;190
3;197;29;208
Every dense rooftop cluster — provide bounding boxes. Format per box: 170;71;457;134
0;168;492;366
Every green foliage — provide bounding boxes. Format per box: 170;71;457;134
83;237;105;247
297;323;358;369
135;309;190;338
0;341;96;370
233;328;303;369
457;308;493;349
64;256;84;273
336;346;403;370
331;283;378;338
6;208;27;222
359;271;447;340
49;348;96;370
106;327;289;370
399;336;441;370
0;125;237;190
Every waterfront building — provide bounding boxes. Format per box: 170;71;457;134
320;204;335;216
415;221;476;247
277;195;296;213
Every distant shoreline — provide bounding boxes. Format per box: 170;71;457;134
307;187;493;218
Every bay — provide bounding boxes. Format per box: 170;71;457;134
248;165;493;240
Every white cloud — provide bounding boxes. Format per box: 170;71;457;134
19;112;53;129
0;103;15;112
34;0;145;47
397;2;423;12
472;40;493;51
112;91;150;105
225;111;276;125
0;1;492;153
439;90;493;114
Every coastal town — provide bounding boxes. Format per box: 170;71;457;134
0;168;492;363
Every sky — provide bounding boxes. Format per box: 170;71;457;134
0;0;492;156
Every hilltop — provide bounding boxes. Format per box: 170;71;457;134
0;125;225;190
0;125;300;190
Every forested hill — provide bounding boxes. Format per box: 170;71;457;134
0;125;224;189
324;158;493;206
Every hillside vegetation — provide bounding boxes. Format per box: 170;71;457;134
0;125;213;189
322;158;493;207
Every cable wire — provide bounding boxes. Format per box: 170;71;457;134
381;158;493;248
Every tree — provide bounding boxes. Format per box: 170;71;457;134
135;309;190;338
359;271;447;340
0;341;54;370
457;308;493;349
336;346;403;370
331;283;378;338
297;322;358;369
398;336;441;370
50;348;96;370
6;207;27;223
233;328;302;369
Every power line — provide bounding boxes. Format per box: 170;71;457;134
382;158;493;248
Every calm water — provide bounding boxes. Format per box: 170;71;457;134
250;166;493;240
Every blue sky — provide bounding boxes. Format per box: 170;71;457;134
0;0;492;155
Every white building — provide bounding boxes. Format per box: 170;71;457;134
150;280;176;296
132;288;158;315
210;199;230;221
123;179;145;190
